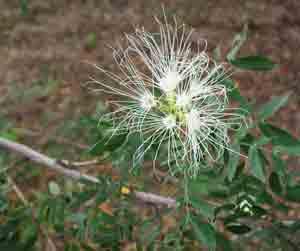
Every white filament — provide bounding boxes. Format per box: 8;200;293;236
90;17;245;176
176;93;191;109
140;92;156;111
159;71;182;93
163;115;177;129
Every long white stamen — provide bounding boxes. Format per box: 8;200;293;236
163;115;177;129
91;16;245;176
140;92;156;111
186;109;201;134
176;93;191;109
159;70;182;93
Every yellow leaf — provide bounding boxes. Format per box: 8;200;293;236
121;186;131;195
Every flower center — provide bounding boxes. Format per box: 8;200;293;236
157;93;188;125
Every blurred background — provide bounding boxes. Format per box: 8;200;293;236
1;0;300;160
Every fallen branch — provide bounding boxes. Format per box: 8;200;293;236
0;137;177;208
59;159;100;167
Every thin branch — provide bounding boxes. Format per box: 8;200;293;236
59;159;100;167
0;137;177;208
7;176;29;205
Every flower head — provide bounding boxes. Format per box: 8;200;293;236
91;17;245;176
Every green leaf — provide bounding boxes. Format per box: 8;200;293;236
230;56;276;71
260;123;300;145
213;46;221;61
235;125;250;141
0;130;18;141
215;204;235;218
188;173;229;198
255;190;275;205
65;243;81;251
222;79;252;113
89;132;127;155
258;95;289;120
269;172;283;195
80;243;95;251
191;218;216;250
85;32;97;49
249;146;265;182
48;181;61;196
216;233;233;251
226;223;251;234
272;152;287;181
286;185;300;202
188;177;211;196
0;242;23;251
21;223;38;250
274;145;300;156
67;213;87;225
140;220;160;246
251;205;268;218
226;24;248;61
20;0;29;16
259;123;300;155
243;175;265;192
254;136;271;147
190;198;215;219
227;143;240;181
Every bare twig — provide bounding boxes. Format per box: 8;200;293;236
59;159;100;167
7;176;29;205
0;137;177;208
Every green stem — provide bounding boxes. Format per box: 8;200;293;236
183;170;191;224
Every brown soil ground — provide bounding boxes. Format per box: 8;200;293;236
1;0;300;136
0;0;300;179
1;1;300;189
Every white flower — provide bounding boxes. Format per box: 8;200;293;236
90;17;245;176
140;92;157;111
176;93;191;109
162;115;177;129
160;71;182;93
